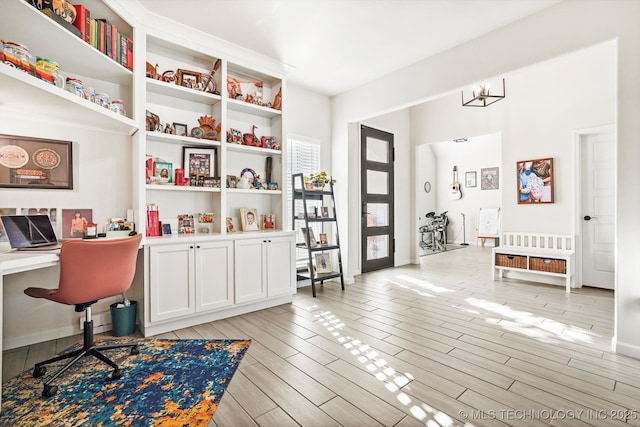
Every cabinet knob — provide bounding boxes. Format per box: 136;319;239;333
190;246;194;249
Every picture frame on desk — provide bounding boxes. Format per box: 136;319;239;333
0;134;72;189
61;208;93;239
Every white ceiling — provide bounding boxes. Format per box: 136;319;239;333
137;0;560;97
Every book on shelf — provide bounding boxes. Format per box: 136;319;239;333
73;4;91;43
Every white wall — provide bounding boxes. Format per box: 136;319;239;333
287;84;333;176
427;133;502;246
331;0;640;358
411;41;615;236
0;113;134;347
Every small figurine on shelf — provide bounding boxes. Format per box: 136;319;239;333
162;70;176;83
243;125;258;146
146;62;160;80
197;115;217;140
273;87;282;110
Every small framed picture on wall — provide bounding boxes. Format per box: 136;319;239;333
465;171;477;188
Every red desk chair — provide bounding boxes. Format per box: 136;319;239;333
24;234;142;398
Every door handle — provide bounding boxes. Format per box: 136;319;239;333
583;215;597;221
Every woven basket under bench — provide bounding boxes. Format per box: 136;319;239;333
492;232;574;292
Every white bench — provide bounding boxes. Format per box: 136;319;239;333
492;232;575;293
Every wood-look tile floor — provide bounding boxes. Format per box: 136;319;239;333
4;246;640;426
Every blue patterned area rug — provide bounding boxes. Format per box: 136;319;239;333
0;338;250;426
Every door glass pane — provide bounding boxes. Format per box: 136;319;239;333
366;137;388;163
367;235;388;260
367;203;388;227
367;170;388;194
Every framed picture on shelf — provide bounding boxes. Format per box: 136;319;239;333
153;161;173;183
517;157;554;204
240;208;259;231
173;122;188;137
161;223;172;236
465;171;477;188
176;69;201;89
226;175;238;188
183;147;217;186
320;206;330;218
314;253;332;274
262;214;275;230
319;233;328;246
226;217;236;232
0;134;72;189
178;214;195;234
301;227;317;248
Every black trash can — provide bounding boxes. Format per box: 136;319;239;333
110;300;137;336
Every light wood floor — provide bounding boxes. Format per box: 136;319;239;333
4;246;640;426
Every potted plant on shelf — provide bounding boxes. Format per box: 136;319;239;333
304;171;336;191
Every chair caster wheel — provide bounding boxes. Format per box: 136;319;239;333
131;346;139;355
42;384;58;398
33;366;46;378
112;368;123;380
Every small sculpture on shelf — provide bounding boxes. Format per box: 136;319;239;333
197;115;217;140
273;87;282;110
162;70;176;83
243;125;258;146
146;62;160;80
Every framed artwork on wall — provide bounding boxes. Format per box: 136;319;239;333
0;134;72;189
465;171;477;188
517;157;554;204
481;167;499;190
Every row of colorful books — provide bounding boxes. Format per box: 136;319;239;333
73;4;133;71
30;2;133;71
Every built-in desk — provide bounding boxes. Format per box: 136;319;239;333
0;249;60;409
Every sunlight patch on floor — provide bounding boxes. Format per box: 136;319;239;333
305;303;467;427
394;275;455;294
465;297;595;344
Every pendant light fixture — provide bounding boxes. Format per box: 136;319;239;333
462;78;505;107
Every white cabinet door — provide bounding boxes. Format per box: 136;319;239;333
234;239;267;304
266;236;296;297
195;240;234;312
149;244;196;322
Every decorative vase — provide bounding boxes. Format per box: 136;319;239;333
304;182;314;191
313;182;325;191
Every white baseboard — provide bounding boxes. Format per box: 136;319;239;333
614;337;640;359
